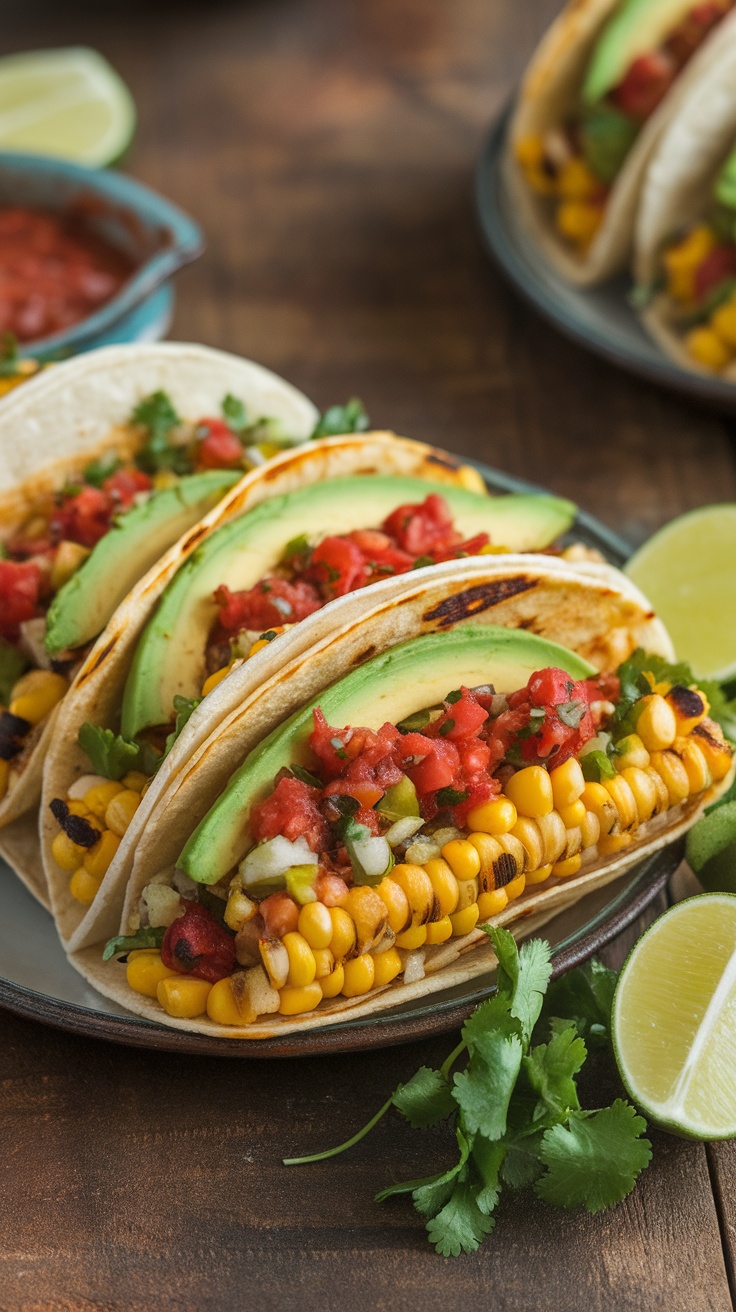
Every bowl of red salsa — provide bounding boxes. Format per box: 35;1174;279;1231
0;152;203;357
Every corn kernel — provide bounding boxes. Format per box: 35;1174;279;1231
83;829;121;880
536;811;568;864
664;226;715;303
390;864;434;923
691;722;733;781
465;797;517;835
636;695;677;752
553;854;582;878
51;829;88;872
665;686;708;735
344;886;388;954
505;873;526;901
581;781;616;834
557;157;601;200
10;670;67;725
686;326;731;371
105;789;141;837
341;955;375;997
84;780;124;818
558;799;586;828
556;200;602;247
319;964;345;998
613;734;650;772
604;775;638;831
202;666;229;697
224;889;257;933
455;875;479;911
372;947;403;987
450;903;480;937
597;831;633;856
468;832;504;892
645;765;671;814
206;976;254;1026
278;981;323;1016
376;877;411;934
297;901;333;950
650;750;690;806
511;816;545;872
157;976;212;1018
550;758;585;809
328;907;356;961
69;867;101;905
580;811;600;849
515;134;545;168
440;838;481;882
313;948;335;979
423;858;459;918
505;766;553;818
50;540;90;591
525;862;553;886
673;738;711;795
477;889;508;919
122;771;149;792
395;924;427;950
282;931;317;987
425;916;453;945
711;296;736;348
620;767;657;824
126;952;176;998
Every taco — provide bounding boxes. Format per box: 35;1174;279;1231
633;37;736;374
0;341;319;903
60;560;726;1040
41;442;580;945
506;0;736;284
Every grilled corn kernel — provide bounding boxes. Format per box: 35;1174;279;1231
0;759;8;801
666;686;708;735
613;734;650;772
580;810;600;849
390;864;434;924
557;157;600;200
496;833;526;876
259;936;289;990
553;854;582;878
423;858;460;918
50;540;90;591
650;750;690;806
556;200;602;246
550;759;585;809
515;134;545;168
468;832;504;892
564;827;583;858
51;829;88;871
440;838;481;882
450;903;480;937
525;862;553;886
711;296;736;348
122;771;149;792
644;765;670;814
604;775;638;832
581;781;617;835
505;766;553;818
372;947;403;987
319;964;345;998
686;325;732;371
395;924;427;950
341;955;375;997
206;976;254;1026
83;780;123;818
691;722;733;781
377;877;411;934
105;789;141;837
156;976;212;1018
673;737;711;794
126;952;176;998
344;886;388;953
10;670;67;725
536;811;568;864
620;767;657;824
455;876;479;911
67;799;90;817
312;948;335;980
558;799;586;828
425;916;453;945
477;889;508;919
635;695;677;752
505;873;526;901
69;867;101;904
282;931;316;987
298;901;333;950
511;816;545;872
224;890;258;933
664;225;715;301
598;831;633;856
328;907;356;961
83;829;121;880
279;981;323;1015
465;797;517;835
201;666;229;697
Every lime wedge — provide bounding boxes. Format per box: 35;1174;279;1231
0;48;135;167
625;504;736;681
612;894;736;1140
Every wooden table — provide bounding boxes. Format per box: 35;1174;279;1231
2;0;736;1307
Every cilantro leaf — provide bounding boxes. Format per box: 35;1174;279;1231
536;1101;651;1214
501;1135;546;1189
376;1123;469;1210
0;639;27;704
163;694;202;758
581;749;616;782
426;1175;496;1257
221;393;248;433
453;996;523;1139
471;1134;505;1215
484;926;552;1044
83;452;123;487
537;958;617;1048
78;722;157;781
523;1023;585;1125
556;698;585;729
392;1066;455;1128
132;391;186;474
311;398;370;439
102;925;166;961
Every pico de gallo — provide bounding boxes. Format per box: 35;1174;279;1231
516;1;733;254
101;652;732;1028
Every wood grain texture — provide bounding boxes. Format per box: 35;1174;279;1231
0;0;735;1308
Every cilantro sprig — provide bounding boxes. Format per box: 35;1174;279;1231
284;931;650;1255
132;391;188;475
311;398;370;439
78;722;159;781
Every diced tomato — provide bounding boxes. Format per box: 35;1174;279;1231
314;871;349;906
305;535;367;598
0;558;42;640
260;892;299;939
610;51;676;121
694;246;736;303
434;688;488;740
382;493;460;557
349;529;392;555
251;775;329;852
526;668;575;708
196;419;244;470
404;737;461;795
104;467;152;509
161;901;236;983
215;577;321;633
50;485;111;548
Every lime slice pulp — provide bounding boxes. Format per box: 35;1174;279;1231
0;47;135;167
624;504;736;681
612;894;736;1140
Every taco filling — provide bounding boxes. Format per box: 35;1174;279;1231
515;0;732;254
99;628;732;1029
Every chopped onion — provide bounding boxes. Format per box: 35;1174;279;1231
430;826;462;848
384;816;424;847
405;837;441;864
18;618;52;669
172;868;201;897
239;834;316;888
490;694;509;716
67;773;108;800
142;883;183;928
402;950;426;984
351;834;392;881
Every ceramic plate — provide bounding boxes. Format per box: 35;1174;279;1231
476;111;736;414
0;461;673;1056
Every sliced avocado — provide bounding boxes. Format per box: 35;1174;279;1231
582;0;695;107
120;474;576;741
179;625;595;886
715;146;736;212
44;470;240;655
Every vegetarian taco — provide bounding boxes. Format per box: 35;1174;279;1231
41;441;581;944
0;341;319;902
61;560;728;1040
506;0;736;284
633;37;736;373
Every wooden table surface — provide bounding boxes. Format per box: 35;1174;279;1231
2;0;736;1308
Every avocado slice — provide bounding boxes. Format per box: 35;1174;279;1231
120;475;576;741
179;624;595;886
582;0;695;107
44;470;240;655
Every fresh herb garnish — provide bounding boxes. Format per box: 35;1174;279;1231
221;393;248;434
413;555;434;569
311;398;370;439
132;391;187;474
445;690;462;704
83;452;123;487
614;649;736;742
581;750;616;783
290;763;323;789
556;698;585;729
435;786;470;808
102;925;166;961
78;722;158;781
438;719;455;737
163;694;202;759
285;930;650;1255
281;533;312;568
397;709;432;733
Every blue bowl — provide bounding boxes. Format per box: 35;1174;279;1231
0;151;204;359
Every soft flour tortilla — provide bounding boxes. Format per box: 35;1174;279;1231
0;342;318;905
39;434;490;941
505;0;736;285
633;39;736;376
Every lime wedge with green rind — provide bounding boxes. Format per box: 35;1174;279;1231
612;894;736;1140
624;504;736;682
0;47;135;167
